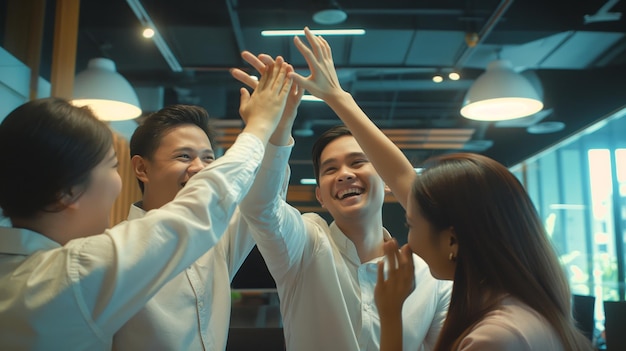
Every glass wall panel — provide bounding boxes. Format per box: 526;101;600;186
511;107;626;343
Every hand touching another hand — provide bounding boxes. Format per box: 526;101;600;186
237;56;293;145
231;51;304;145
232;52;304;145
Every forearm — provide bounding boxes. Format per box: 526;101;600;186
325;91;416;209
239;141;306;278
239;140;302;243
76;133;266;334
269;115;296;146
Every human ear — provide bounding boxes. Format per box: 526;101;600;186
57;187;82;210
131;155;149;184
315;186;324;207
447;227;458;257
383;183;391;194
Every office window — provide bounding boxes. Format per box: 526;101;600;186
512;108;626;333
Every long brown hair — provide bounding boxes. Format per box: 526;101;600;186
411;153;591;350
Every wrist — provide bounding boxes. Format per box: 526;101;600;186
325;90;353;110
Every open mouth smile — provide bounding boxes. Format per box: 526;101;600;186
336;187;364;200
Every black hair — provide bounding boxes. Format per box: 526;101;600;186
0;98;113;218
311;125;352;185
129;104;214;192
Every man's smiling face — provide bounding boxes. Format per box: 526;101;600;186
315;135;386;221
140;124;215;209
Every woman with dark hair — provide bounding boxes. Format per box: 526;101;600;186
377;153;592;350
0;58;292;350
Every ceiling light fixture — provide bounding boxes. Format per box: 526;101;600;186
527;121;565;134
71;58;142;121
261;29;365;36
142;27;155;38
302;94;323;102
460;60;543;121
432;74;443;83
126;0;182;72
448;72;460;80
313;0;347;25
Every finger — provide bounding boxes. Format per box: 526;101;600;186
288;71;310;91
288;79;298;96
294;81;305;100
278;63;294;97
256;60;274;91
238;87;251;118
400;244;415;271
293;35;317;76
230;68;259;90
270;60;287;91
303;27;322;59
258;54;275;66
241;51;266;74
397;241;410;267
376;260;385;285
319;36;333;60
384;240;399;270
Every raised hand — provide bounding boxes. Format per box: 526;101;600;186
374;240;415;351
233;52;303;121
289;27;345;102
237;57;293;145
232;51;304;145
375;240;415;319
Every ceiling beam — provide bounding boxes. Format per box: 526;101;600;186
225;0;247;60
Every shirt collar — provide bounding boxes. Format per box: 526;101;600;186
0;226;61;255
127;201;147;220
329;221;393;265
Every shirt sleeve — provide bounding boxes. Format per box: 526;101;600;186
239;138;308;283
67;132;266;338
222;141;294;278
422;280;453;350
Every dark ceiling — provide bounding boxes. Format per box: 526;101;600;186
3;0;626;184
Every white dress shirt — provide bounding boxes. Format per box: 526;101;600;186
240;143;452;351
112;142;292;351
0;133;264;351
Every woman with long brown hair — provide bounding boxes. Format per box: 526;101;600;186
376;153;592;350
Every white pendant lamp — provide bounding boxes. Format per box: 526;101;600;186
460;60;543;121
71;58;142;121
313;0;347;25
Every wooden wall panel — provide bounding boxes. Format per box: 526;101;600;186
109;131;142;226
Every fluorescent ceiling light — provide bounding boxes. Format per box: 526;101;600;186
261;29;365;36
549;204;585;210
300;178;317;185
302;95;323;102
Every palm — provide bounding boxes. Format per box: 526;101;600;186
232;52;303;123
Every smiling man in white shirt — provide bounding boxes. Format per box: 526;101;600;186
113;58;303;351
231;41;451;350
